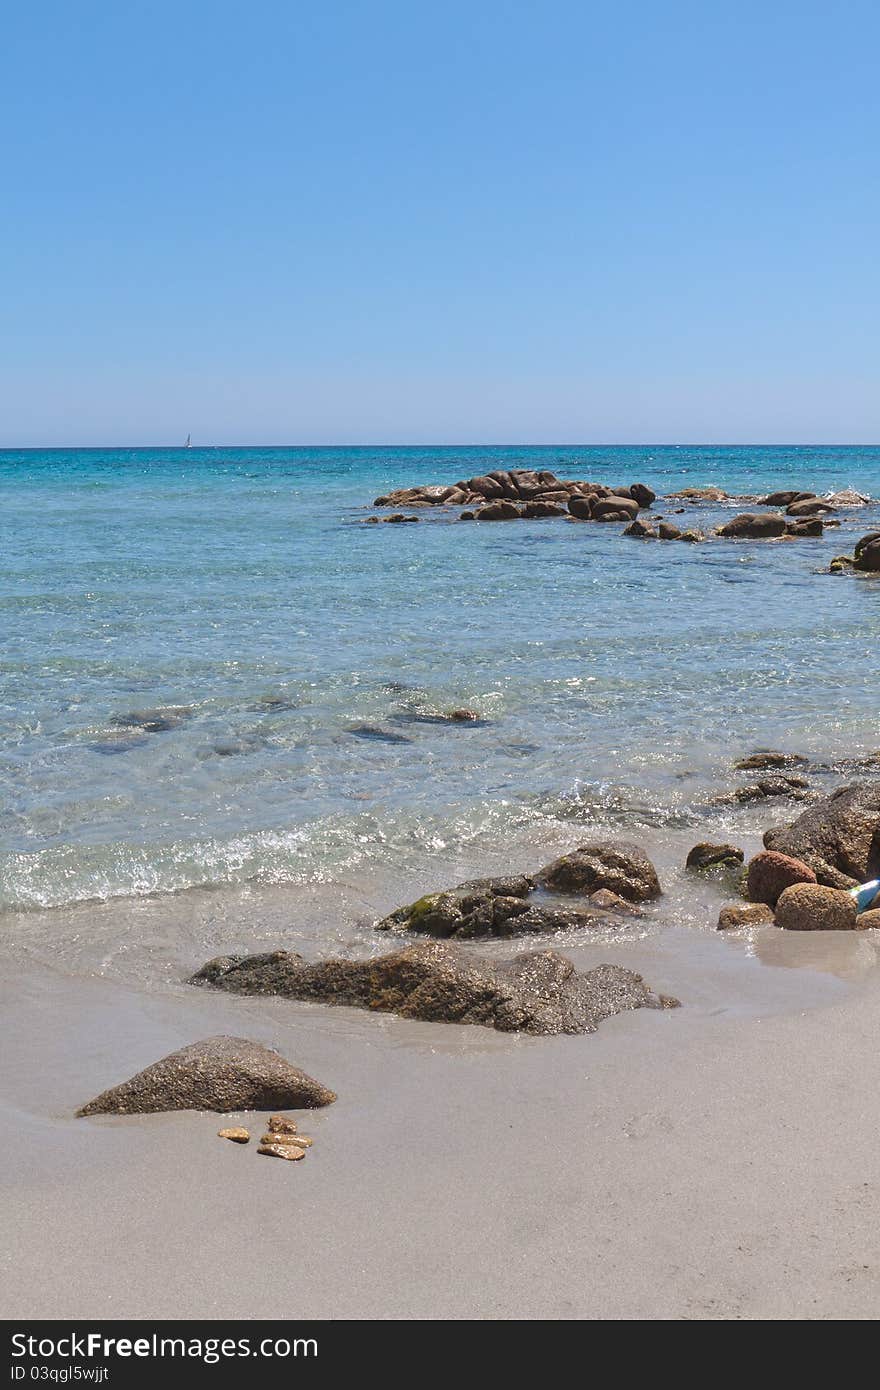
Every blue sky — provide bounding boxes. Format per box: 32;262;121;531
1;1;878;445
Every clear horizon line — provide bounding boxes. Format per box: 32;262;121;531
3;440;880;451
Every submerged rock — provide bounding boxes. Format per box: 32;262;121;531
763;781;880;887
77;1037;336;1116
686;842;745;871
110;706;191;734
717;903;775;931
191;942;677;1037
746;850;817;907
348;723;412;744
667;487;728;501
774;883;858;932
718;775;812;805
735;751;808;771
536;841;661;901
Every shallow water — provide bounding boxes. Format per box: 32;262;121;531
1;445;878;923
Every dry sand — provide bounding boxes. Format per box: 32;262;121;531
2;922;880;1321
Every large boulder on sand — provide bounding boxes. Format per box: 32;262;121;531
747;850;817;907
774;884;858;932
536;841;661;901
77;1036;336;1116
717;512;787;539
763;781;880;887
191;942;677;1037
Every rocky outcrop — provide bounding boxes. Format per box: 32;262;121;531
763;781;880;887
191;942;677;1037
746;850;817;907
716;512;787;539
536;841;661;901
77;1037;337;1116
717;903;775;931
375;869;646;938
686;842;744;871
373;469;657;517
774;883;858;932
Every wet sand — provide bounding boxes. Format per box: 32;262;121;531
2;916;879;1321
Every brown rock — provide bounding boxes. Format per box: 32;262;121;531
218;1127;250;1143
567;495;594;520
476;500;521;521
589;888;642;913
268;1114;298;1134
747;850;817;907
592;495;640;520
854;534;880;571
856;908;880;929
786;497;834;516
717;512;787;539
77;1037;337;1116
537;841;661;901
623;518;656;538
258;1142;307;1161
775;883;858;931
735;751;808;771
658;522;682;540
686;842;745;871
717;903;775;931
261;1132;313;1147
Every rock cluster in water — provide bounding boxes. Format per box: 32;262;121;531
374;844;660;940
374;468;657;521
829;532;880;573
715;780;880;931
191;941;677;1037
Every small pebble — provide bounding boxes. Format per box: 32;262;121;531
261;1132;313;1147
268;1114;298;1134
258;1142;306;1161
218;1127;250;1144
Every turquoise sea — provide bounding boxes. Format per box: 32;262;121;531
1;445;879;916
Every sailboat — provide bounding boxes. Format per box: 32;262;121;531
185;433;192;448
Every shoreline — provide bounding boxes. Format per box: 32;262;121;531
2;926;879;1319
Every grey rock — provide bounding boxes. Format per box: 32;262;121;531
191;942;677;1037
77;1036;336;1116
763;781;880;886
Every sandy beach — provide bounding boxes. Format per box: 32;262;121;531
2;906;879;1321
